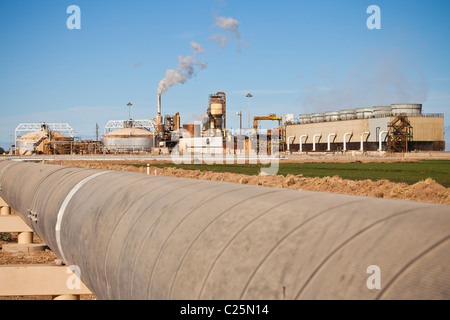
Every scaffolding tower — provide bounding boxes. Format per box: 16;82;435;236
387;115;413;153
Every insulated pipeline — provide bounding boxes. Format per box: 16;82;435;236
0;160;449;300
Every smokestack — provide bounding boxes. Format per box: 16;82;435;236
158;93;162;116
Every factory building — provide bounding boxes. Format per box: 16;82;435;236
14;123;102;155
285;104;445;152
15;123;74;155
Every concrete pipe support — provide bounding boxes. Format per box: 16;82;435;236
0;160;449;300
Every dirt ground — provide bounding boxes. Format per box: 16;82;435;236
1;158;448;300
50;160;450;205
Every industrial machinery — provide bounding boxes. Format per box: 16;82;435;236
253;114;283;135
253;114;285;153
15;123;74;155
203;92;226;138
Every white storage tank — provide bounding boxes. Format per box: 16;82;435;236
102;127;155;153
311;113;325;123
299;114;311;124
372;106;392;117
285;113;295;124
391;104;422;116
356;108;373;119
339;109;357;120
325;111;340;122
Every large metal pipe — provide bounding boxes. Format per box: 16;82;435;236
343;132;353;152
312;134;321;152
0;160;449;300
327;133;336;151
299;135;308;152
287;136;295;152
379;130;388;151
360;132;370;151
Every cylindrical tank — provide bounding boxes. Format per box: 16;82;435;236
356;108;373;119
299;114;311;124
101;127;155;153
372;106;392;117
391;104;422;116
1;161;450;300
210;97;224;116
325;111;340;122
339;110;357;121
285;114;295;124
311;113;325;123
329;111;340;121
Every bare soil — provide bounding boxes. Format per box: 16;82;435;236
51;160;450;205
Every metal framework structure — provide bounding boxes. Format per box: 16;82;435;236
104;120;155;134
253;114;283;135
15;123;74;139
14;123;74;151
387;115;413;153
253;114;285;153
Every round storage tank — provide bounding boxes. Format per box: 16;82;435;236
339;110;357;121
299;114;311;124
210;97;224;116
102;127;155;153
325;111;340;122
391;104;422;116
311;113;325;123
372;106;392;117
356;108;373;119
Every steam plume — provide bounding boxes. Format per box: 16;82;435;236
301;53;428;113
158;41;207;95
210;16;243;52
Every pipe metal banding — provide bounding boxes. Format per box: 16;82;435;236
0;160;449;300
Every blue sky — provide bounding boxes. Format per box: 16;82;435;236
1;0;449;149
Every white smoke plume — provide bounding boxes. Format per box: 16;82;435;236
210;16;243;52
158;41;207;95
300;53;428;113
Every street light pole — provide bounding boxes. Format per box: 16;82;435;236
127;102;133;121
236;111;242;135
246;93;253;130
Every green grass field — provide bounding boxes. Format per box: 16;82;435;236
133;160;450;187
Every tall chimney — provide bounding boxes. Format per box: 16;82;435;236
158;93;162;116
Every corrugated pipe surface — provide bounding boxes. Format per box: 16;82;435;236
0;160;449;300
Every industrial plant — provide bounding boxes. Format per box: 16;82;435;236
285;104;445;153
9;93;445;156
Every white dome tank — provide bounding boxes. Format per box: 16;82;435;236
102;127;155;153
